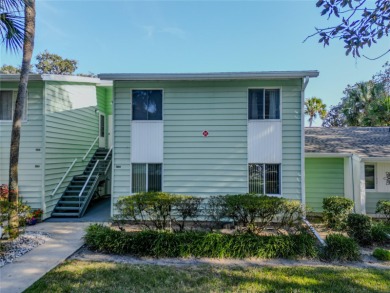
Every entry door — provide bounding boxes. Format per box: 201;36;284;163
99;113;106;148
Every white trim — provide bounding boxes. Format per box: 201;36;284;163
99;71;319;81
0;74;101;83
301;77;308;208
305;153;352;158
362;157;390;162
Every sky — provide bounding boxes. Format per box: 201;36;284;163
1;0;389;126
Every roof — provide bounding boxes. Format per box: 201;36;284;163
0;74;101;84
305;127;390;158
98;71;319;81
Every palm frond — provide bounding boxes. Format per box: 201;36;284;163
0;12;24;52
0;0;24;12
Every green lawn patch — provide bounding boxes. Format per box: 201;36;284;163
25;260;390;293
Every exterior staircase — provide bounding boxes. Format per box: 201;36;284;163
51;148;112;218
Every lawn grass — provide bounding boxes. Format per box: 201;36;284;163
25;260;390;293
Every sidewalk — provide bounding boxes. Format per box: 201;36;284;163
0;222;90;293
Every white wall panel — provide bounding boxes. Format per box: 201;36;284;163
131;121;163;163
376;163;390;192
248;121;282;163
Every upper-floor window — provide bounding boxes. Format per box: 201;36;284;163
248;89;280;120
0;90;27;121
132;90;162;120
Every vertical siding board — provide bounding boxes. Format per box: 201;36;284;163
0;82;44;209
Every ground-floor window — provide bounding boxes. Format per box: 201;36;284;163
248;164;280;195
365;164;375;190
132;163;162;193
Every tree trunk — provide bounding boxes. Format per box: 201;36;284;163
309;116;313;127
8;0;35;239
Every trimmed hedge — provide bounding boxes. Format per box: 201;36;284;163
320;233;361;262
85;224;317;259
322;196;354;230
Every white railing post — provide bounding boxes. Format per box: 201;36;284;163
82;136;99;161
78;160;100;198
51;158;77;197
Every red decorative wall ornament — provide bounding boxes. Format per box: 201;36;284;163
202;130;209;137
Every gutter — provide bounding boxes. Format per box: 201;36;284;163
301;76;310;216
98;71;320;81
305;153;352;158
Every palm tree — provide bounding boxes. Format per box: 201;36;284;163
1;0;35;238
304;97;327;127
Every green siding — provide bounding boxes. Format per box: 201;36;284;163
44;82;99;216
0;81;44;209
366;192;390;214
113;79;303;202
305;158;345;212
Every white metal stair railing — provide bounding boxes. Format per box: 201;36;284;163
50;136;99;199
77;149;113;217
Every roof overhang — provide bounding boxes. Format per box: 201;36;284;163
98;71;319;81
361;157;390;162
0;74;101;84
305;152;352;158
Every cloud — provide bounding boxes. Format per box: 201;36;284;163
140;25;186;40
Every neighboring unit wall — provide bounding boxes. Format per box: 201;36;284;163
112;79;304;208
44;82;99;217
305;158;345;211
0;81;44;210
365;162;390;214
0;81;43;209
366;192;390;214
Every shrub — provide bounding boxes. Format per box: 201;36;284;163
347;213;373;246
371;222;390;244
376;200;390;223
173;196;203;231
224;194;284;232
276;200;304;232
205;195;228;229
322;196;354;230
85;224;317;259
320;233;360;261
0;198;32;238
0;184;8;200
373;248;390;261
114;192;192;230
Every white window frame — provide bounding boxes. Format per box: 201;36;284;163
248;163;281;195
131;163;163;194
365;163;376;191
0;90;28;122
131;89;164;121
247;87;282;121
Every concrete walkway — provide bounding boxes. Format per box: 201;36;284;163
0;222;90;293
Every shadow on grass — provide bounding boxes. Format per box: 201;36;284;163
25;261;390;293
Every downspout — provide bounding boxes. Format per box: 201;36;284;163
301;76;309;216
351;154;356;213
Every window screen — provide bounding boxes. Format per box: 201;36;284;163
132;163;162;193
